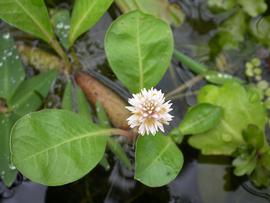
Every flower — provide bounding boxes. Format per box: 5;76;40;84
126;88;173;135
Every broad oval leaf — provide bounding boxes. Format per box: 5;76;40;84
0;0;54;43
69;0;113;47
8;70;57;116
10;109;109;186
188;82;267;155
0;33;25;100
105;10;173;93
179;103;223;135
135;133;183;187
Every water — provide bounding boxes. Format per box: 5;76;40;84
1;0;270;202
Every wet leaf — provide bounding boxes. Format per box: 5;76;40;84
0;33;25;100
8;70;58;116
188;82;267;155
135;133;183;187
115;0;185;26
105;10;173;93
179;103;223;135
69;0;113;47
51;9;70;50
10;109;108;186
0;0;54;43
0;113;18;187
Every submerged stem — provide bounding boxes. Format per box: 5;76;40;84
165;75;203;98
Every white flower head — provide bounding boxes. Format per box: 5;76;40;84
126;88;173;135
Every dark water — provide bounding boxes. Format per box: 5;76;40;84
1;0;270;202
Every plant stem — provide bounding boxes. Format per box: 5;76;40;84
173;49;244;85
174;49;207;74
165;75;203;98
70;47;81;68
50;39;71;73
110;128;136;140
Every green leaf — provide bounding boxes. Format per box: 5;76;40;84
96;102;132;169
207;0;236;11
62;79;73;110
8;70;58;116
188;82;267;155
0;0;54;43
105;10;173;93
69;0;113;47
51;9;70;50
0;33;25;100
238;0;267;17
217;11;247;50
0;113;18;186
116;0;185;26
242;124;264;149
179;103;223;135
62;79;91;120
232;151;257;176
250;16;270;48
135;133;183;187
10;109;109;186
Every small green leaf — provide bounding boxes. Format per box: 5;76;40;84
0;0;54;43
62;79;73;110
0;33;25;100
238;0;267;17
69;0;113;47
8;70;57;116
62;79;91;120
250;16;270;48
189;82;267;155
51;9;70;50
10;109;109;186
62;80;92;120
217;11;247;50
242;124;264;149
0;113;18;187
135;133;183;187
232;152;257;176
180;103;223;135
99;155;110;171
105;10;173;92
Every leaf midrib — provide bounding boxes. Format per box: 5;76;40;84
14;0;52;42
14;128;111;164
